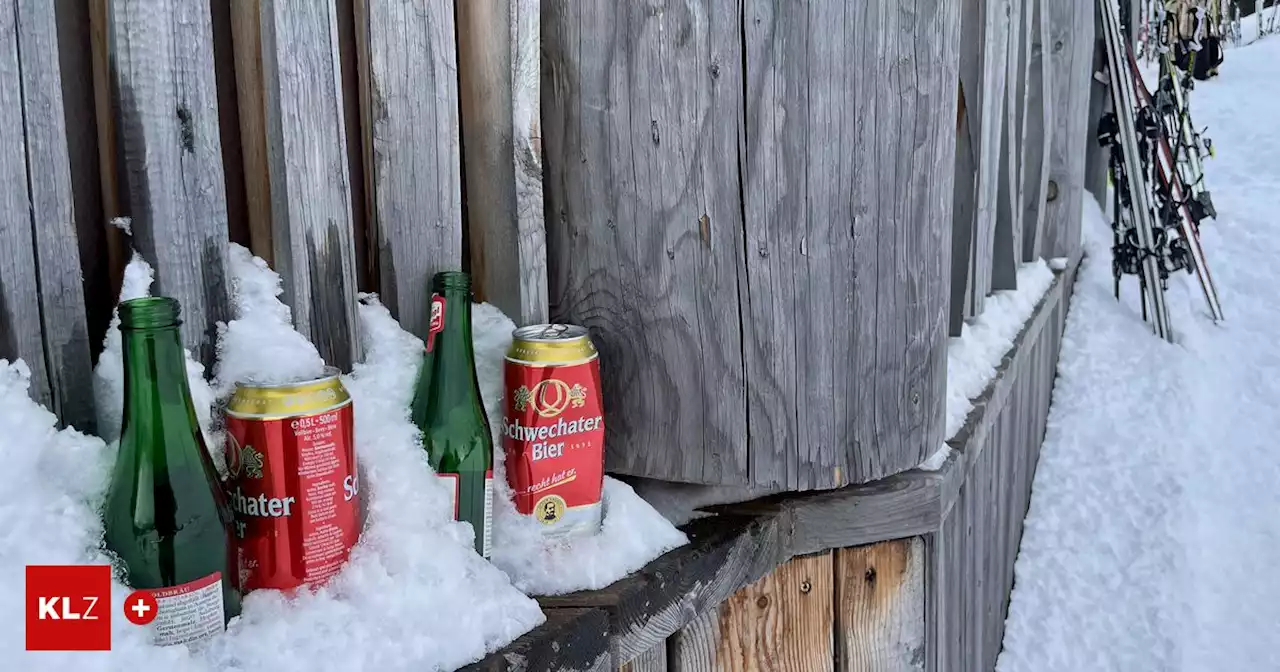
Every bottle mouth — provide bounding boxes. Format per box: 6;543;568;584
119;296;182;330
431;270;472;292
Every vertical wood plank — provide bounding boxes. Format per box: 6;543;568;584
619;641;668;672
87;0;125;297
457;0;546;326
717;552;834;672
509;0;546;325
1083;2;1110;206
106;0;231;368
13;0;95;429
1042;0;1095;259
0;0;50;404
357;0;461;339
993;0;1026;291
542;1;749;486
229;0;275;264
668;610;720;672
834;538;926;672
742;0;956;488
52;0;112;359
1021;0;1053;262
243;0;361;369
950;79;978;337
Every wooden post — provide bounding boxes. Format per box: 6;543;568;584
353;0;462;340
1042;0;1096;260
7;0;95;430
1021;0;1054;262
103;0;231;369
234;0;361;370
993;0;1027;292
1084;2;1111;207
456;0;547;326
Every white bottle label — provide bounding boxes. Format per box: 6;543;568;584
150;571;225;647
438;472;494;559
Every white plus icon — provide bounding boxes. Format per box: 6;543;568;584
131;598;151;619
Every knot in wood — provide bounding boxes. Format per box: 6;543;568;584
756;595;770;609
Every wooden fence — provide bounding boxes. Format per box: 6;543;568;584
2;0;1090;500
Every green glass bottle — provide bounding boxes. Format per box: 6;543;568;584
409;271;495;558
102;296;241;646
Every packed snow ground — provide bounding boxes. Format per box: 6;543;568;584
1;244;684;670
998;34;1280;672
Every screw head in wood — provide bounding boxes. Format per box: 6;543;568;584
800;580;812;594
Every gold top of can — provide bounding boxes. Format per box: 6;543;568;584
508;324;597;364
225;366;351;418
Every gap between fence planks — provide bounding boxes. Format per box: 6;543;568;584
992;0;1027;292
102;0;231;370
1022;0;1054;262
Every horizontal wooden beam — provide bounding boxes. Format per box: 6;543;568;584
460;607;611;672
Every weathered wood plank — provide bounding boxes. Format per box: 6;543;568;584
619;641;667;672
926;257;1077;671
355;0;461;339
1042;0;1095;259
13;0;95;430
741;0;956;489
461;608;612;672
243;0;361;369
1084;3;1110;207
542;0;749;486
538;515;785;664
229;0;274;264
87;0;126;301
457;0;546;326
105;0;231;368
667;610;719;672
715;552;834;672
0;0;50;404
1021;0;1053;262
992;0;1026;291
835;538;926;671
52;0;113;359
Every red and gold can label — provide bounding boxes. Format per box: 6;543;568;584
225;393;360;593
502;357;605;537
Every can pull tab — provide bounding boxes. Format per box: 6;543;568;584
426;295;446;352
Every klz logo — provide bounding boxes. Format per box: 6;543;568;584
26;565;112;651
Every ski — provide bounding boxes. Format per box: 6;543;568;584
1127;50;1227;321
1100;0;1175;341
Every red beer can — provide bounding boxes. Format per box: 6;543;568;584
224;367;361;592
502;324;605;538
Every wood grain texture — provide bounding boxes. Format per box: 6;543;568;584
619;641;667;672
12;0;95;430
87;0;125;300
1041;0;1095;259
835;538;926;671
1083;2;1110;207
461;607;612;672
714;552;834;672
992;0;1025;292
357;0;461;339
542;0;749;486
52;0;112;361
1020;0;1053;262
667;610;720;672
0;0;50;405
457;0;546;326
538;515;786;664
740;0;957;489
926;257;1076;672
250;0;361;369
105;0;231;368
229;0;274;265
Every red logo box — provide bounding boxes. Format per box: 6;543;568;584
26;565;112;651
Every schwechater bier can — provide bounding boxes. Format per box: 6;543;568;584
224;367;361;592
502;324;605;537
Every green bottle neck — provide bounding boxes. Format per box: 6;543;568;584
120;325;197;440
427;288;484;411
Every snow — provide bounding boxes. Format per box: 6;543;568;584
945;261;1056;441
999;35;1280;671
3;241;689;669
